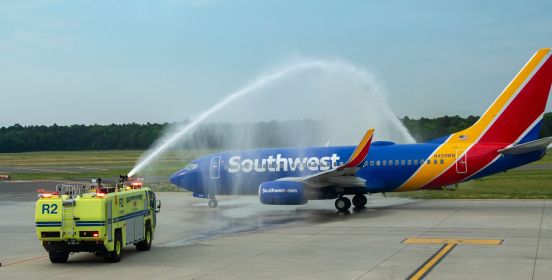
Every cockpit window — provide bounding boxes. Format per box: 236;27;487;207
185;163;199;171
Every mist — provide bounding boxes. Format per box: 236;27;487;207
130;58;415;177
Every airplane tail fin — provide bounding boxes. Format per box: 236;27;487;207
454;48;552;145
341;129;374;169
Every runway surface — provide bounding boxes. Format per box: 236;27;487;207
1;186;551;279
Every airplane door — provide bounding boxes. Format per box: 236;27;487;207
456;149;467;174
210;156;221;179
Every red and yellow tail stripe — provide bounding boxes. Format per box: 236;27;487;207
342;129;375;169
398;48;552;191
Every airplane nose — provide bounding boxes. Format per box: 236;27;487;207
169;172;181;186
169;170;202;193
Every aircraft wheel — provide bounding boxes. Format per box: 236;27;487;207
335;197;351;211
352;194;367;208
208;199;218;208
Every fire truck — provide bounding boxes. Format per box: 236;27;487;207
35;176;161;263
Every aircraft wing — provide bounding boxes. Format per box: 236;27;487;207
277;129;375;189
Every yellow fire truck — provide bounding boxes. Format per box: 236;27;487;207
35;177;161;263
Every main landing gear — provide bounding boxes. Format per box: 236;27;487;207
335;196;351;211
352;194;367;208
335;194;367;211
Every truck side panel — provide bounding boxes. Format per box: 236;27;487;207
107;200;112;242
115;190;147;245
134;216;144;241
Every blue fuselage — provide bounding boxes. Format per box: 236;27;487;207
169;140;543;197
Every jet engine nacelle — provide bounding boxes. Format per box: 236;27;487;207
259;180;308;205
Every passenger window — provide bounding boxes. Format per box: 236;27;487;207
369;161;374;166
388;160;393;166
395;160;399;166
440;159;445;164
434;160;438;164
376;160;381;166
382;160;387;166
407;160;412;166
426;160;431;164
414;159;419;165
401;160;406;166
363;161;368;167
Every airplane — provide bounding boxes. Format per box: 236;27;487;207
170;48;552;211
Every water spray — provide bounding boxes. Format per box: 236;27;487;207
128;60;415;177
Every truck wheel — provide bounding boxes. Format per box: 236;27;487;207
48;252;69;263
136;224;152;251
105;231;123;263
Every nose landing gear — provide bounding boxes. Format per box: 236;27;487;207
208;198;218;208
207;193;218;208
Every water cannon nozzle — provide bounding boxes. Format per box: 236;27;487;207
119;175;129;183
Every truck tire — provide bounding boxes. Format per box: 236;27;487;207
48;252;69;263
136;223;152;251
105;231;123;263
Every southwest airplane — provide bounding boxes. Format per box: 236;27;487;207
170;48;552;211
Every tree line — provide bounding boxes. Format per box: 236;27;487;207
0;113;550;153
402;112;552;142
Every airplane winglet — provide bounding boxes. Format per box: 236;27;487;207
340;129;375;169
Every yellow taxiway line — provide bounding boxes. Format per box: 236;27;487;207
403;238;503;280
403;237;503;246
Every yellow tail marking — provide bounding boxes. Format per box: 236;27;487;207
347;129;374;163
397;49;550;191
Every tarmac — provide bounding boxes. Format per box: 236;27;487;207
1;183;551;280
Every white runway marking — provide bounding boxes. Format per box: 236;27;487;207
16;167;77;173
75;166;109;171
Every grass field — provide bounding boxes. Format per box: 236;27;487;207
390;169;552;199
0;149;214;182
0;150;551;197
535;152;552;164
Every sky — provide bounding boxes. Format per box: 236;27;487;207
1;0;552;127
